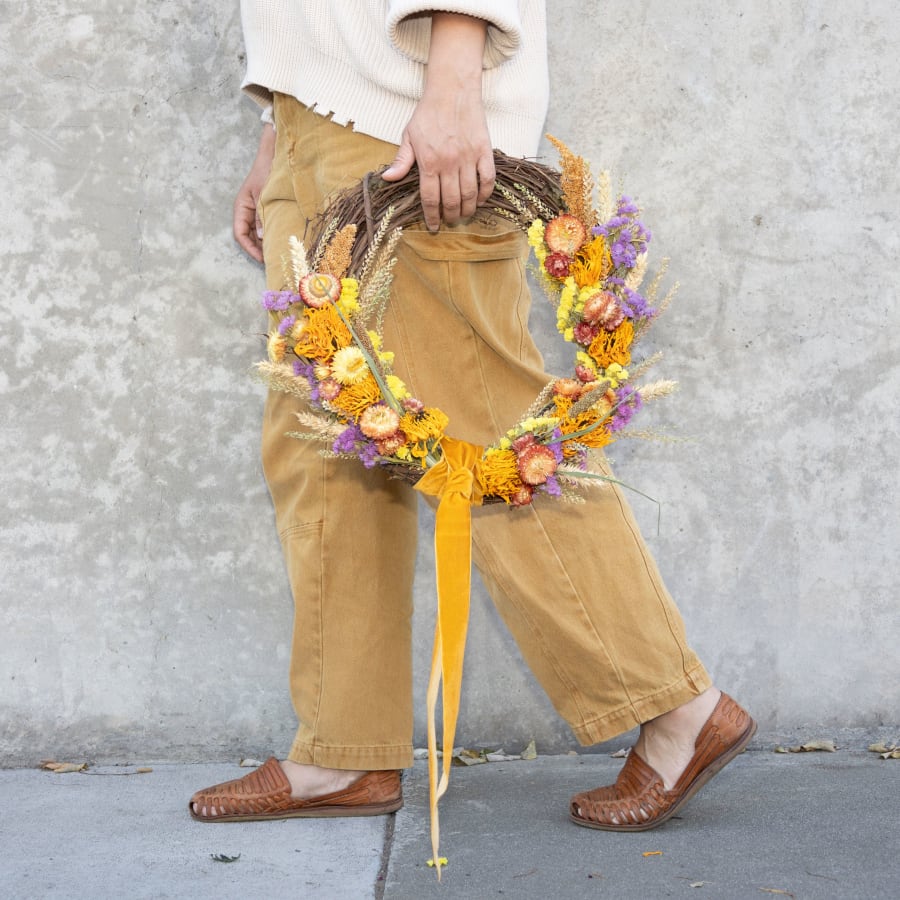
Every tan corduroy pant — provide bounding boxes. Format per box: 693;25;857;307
257;96;711;770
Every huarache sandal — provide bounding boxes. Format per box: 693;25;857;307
570;692;756;831
189;757;402;822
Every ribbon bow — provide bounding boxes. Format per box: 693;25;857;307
413;436;485;879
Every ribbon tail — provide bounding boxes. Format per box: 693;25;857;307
425;489;473;880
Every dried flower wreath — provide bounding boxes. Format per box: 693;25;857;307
255;138;678;875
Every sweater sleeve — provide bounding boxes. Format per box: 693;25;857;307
386;1;522;69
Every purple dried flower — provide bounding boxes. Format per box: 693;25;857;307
261;290;297;311
542;475;562;497
333;425;363;454
278;315;297;335
608;385;644;432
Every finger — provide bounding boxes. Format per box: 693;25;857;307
458;167;479;220
440;171;463;225
234;203;263;263
476;152;496;206
419;171;442;232
382;139;416;182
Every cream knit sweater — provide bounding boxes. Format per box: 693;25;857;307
240;0;548;158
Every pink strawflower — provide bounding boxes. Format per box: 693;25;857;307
516;443;558;486
318;378;341;401
510;486;534;507
544;251;572;279
573;321;599;345
582;291;626;331
575;364;597;383
298;272;341;308
359;404;401;440
376;431;407;456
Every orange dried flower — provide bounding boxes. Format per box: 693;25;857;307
544;214;587;255
293;305;352;362
516;443;558;486
587;319;634;369
329;374;382;421
480;448;526;501
359;404;401;440
569;237;611;289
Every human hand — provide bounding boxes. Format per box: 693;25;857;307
381;13;495;231
233;123;276;262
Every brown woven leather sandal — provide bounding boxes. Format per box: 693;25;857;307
189;757;403;822
570;692;756;832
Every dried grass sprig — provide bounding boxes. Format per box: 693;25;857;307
627;351;664;382
281;236;309;292
546;135;595;224
637;379;678;403
318;224;357;280
255;361;312;400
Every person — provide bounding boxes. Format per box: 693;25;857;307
190;0;756;832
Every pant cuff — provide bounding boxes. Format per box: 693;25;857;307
571;663;713;746
287;737;414;770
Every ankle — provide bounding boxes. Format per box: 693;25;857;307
279;760;367;799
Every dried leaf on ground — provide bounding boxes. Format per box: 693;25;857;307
642;851;663;857
868;742;900;759
240;758;264;767
520;739;537;760
42;761;87;773
774;740;836;754
610;748;630;758
452;749;488;767
759;889;794;898
136;767;153;774
210;854;241;863
690;882;711;888
485;751;520;762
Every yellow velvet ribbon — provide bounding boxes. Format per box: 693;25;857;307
413;436;485;879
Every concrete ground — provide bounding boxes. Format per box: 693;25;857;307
2;745;898;900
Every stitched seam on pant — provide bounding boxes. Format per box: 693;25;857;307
606;482;691;674
309;452;327;756
478;508;626;729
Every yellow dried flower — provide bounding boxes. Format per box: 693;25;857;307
329;374;382;421
386;374;409;400
331;346;369;385
337;278;360;315
267;332;287;363
399;408;449;443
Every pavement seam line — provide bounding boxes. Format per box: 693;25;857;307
374;809;397;899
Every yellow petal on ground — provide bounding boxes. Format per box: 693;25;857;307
520;739;537;760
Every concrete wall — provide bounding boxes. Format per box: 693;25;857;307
1;1;897;765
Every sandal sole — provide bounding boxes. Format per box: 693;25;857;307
570;717;757;832
189;796;403;823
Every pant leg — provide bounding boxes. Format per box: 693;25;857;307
257;96;418;770
386;226;712;745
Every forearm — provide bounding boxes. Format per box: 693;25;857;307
424;12;486;100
